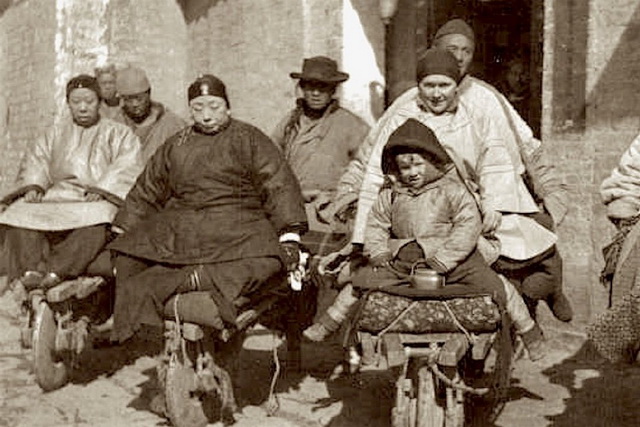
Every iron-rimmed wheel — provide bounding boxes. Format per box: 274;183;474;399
32;302;69;391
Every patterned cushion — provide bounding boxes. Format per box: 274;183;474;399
356;291;501;334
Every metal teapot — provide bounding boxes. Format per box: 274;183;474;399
410;260;445;290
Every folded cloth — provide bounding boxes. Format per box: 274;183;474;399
0;200;116;231
495;214;557;260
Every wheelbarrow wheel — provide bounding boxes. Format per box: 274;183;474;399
416;365;445;427
164;357;217;427
32;302;69;391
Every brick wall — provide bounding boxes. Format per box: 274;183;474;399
186;0;308;134
0;0;57;196
185;0;384;134
106;0;189;119
542;0;640;325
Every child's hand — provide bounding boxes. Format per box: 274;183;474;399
370;252;393;269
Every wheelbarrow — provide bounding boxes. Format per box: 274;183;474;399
351;290;512;427
156;272;317;427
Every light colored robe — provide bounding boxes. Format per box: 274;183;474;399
344;82;556;260
0;117;142;230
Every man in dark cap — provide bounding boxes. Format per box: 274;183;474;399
0;74;142;290
326;20;573;322
108;74;308;344
115;66;185;162
272;56;369;257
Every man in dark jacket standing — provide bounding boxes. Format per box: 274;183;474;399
109;74;308;343
272;56;369;255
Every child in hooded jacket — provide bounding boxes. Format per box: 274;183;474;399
304;119;546;361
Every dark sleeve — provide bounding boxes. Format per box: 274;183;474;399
249;129;308;235
112;140;172;231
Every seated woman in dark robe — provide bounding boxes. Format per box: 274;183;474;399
108;74;308;343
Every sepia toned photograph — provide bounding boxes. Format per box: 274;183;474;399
0;1;638;426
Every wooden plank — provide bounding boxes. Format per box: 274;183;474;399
471;333;495;360
182;323;204;341
438;335;469;367
383;333;406;368
359;332;377;366
399;333;458;345
46;277;105;303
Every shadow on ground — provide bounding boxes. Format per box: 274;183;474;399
70;327;164;386
542;341;640;426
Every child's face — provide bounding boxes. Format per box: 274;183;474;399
395;153;440;189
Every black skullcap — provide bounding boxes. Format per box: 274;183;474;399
382;119;452;175
188;74;229;106
416;48;461;83
66;74;100;99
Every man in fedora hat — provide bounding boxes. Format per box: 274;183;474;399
272;56;369;257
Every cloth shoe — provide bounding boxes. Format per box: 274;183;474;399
20;271;44;291
41;272;62;290
547;292;573;322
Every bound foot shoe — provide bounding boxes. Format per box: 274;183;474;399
520;324;546;362
20;271;44;291
302;323;332;342
40;272;62;290
548;293;573;322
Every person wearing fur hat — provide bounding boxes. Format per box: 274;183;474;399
272;56;369;256
0;74;142;291
115;66;186;162
304;119;546;362
108;74;308;344
324;20;573;322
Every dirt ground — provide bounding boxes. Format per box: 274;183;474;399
1;278;639;427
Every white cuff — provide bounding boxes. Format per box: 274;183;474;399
279;232;300;243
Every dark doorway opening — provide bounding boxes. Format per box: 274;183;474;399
386;0;543;137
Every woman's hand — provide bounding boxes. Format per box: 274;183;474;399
85;191;104;202
23;190;43;203
482;210;502;233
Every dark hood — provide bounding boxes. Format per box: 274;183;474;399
381;118;453;179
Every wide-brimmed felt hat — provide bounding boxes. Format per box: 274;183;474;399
290;56;349;83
